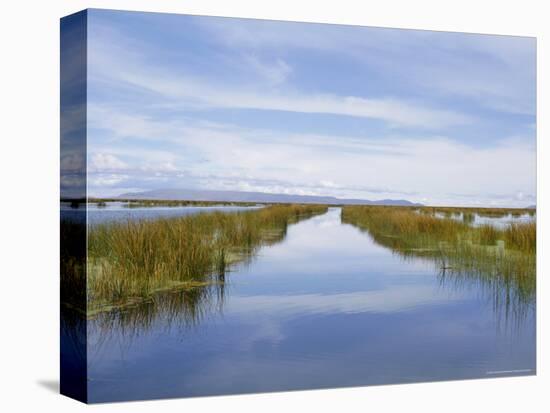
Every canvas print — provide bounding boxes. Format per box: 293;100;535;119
60;9;536;404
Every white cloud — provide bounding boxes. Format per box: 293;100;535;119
243;55;293;85
87;107;535;207
226;287;466;317
60;153;85;172
88;29;472;129
95;68;471;129
88;174;128;187
89;153;128;172
196;18;536;116
84;17;535;206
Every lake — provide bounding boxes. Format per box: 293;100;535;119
76;207;535;402
61;202;263;225
432;211;536;229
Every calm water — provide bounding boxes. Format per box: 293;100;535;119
433;211;536;228
82;208;535;402
62;202;263;225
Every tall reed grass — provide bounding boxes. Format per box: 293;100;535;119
85;204;327;313
88;198;257;208
343;206;535;252
342;205;536;303
416;205;534;218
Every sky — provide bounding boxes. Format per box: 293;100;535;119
85;9;536;207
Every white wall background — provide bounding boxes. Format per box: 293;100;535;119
0;1;547;412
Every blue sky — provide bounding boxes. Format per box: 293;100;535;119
86;9;536;206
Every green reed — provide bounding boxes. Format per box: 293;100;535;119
88;198;258;208
85;204;327;313
416;205;534;218
341;205;536;304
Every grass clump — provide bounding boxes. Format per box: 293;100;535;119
85;204;327;313
88;198;258;208
342;205;536;303
343;206;535;253
416;205;534;218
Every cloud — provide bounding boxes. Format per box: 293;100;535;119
243;55;293;85
88;174;129;187
87;106;535;206
88;23;472;129
226;287;466;317
410;37;536;115
84;12;536;206
196;17;536;116
89;153;128;172
96;67;472;129
60;153;85;172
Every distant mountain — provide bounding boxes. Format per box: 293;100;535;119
527;205;536;209
117;188;422;207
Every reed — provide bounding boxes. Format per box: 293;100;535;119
416;205;534;218
88;198;258;208
343;206;535;252
341;205;536;301
85;204;327;313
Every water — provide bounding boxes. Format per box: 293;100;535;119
62;202;263;225
471;213;535;228
433;211;535;229
82;208;535;402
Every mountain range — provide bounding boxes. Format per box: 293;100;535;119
118;188;422;206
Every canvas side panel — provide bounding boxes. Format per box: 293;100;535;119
60;9;88;404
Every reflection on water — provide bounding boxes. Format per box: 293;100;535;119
84;208;535;402
432;211;536;229
61;309;87;401
347;218;535;328
436;269;535;331
84;202;262;226
90;282;224;336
